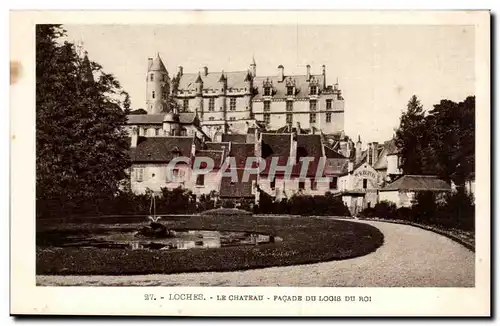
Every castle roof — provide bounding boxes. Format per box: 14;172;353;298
177;71;250;92
149;54;167;72
253;74;327;100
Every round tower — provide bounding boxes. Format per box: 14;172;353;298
146;53;170;114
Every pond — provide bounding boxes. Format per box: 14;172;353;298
38;228;280;251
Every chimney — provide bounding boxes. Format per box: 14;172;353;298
348;161;354;173
306;64;311;81
290;134;298;164
131;127;138;148
346;142;351;159
296;122;301;134
203;66;208;76
372;142;379;165
191;142;196;157
147;58;153;70
367;143;373;165
177;66;183;76
322;65;326;89
355;136;362;164
277;65;284;82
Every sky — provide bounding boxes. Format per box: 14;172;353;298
63;24;475;143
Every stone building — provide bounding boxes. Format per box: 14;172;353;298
135;53;345;139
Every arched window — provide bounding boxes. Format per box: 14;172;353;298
150;74;154;82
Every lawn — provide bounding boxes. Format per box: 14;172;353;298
36;215;384;275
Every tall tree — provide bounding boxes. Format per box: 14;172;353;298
395;95;428;175
426;96;475;186
36;25;131;213
395;95;475;186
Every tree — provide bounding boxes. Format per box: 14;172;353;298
395;95;475;185
36;25;131;216
395;95;429;175
426;96;475;186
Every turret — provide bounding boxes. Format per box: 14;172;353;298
80;51;94;84
250;56;256;77
146;53;169;114
244;71;253;117
277;65;284;82
218;71;227;120
195;73;204;117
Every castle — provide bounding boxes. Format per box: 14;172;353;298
127;53;345;139
124;53;413;214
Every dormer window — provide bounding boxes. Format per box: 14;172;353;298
264;87;271;96
287;86;294;96
310;85;317;95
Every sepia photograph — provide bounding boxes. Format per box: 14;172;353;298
10;10;490;316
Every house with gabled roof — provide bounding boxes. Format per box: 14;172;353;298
129;132;199;195
379;175;451;208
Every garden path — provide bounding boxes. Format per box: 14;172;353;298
36;220;475;287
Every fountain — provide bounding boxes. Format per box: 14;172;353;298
135;192;176;238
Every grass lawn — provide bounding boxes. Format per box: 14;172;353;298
36;215;384;275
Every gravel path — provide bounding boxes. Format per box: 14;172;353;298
36;220;475;287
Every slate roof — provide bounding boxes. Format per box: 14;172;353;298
196;150;224;169
380;175;451;192
253;74;326;100
260;133;292;175
177;71;249;92
324;146;348;159
204;141;229;151
373;139;399;170
149;54;168;72
222;134;247;143
229;143;255;168
219;169;256;198
130;136;194;163
324;146;349;175
293;134;324;177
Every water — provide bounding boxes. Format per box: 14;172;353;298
43;229;279;250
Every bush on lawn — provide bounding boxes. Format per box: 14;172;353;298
254;191;351;216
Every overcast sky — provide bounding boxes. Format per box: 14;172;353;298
63;24;474;143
